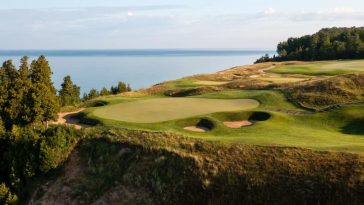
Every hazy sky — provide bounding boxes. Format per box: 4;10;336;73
1;0;364;49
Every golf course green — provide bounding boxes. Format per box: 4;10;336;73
79;60;364;153
93;98;259;123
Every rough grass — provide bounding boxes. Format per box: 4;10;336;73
270;60;364;76
29;128;364;205
194;81;229;85
284;73;364;110
92;98;259;123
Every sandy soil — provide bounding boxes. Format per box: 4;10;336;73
223;121;253;128
184;126;208;132
52;108;91;129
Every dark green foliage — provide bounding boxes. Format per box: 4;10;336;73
28;56;60;124
110;81;131;95
39;126;79;172
0;183;18;205
0;126;81;205
59;75;81;106
257;27;364;62
100;87;110;96
0;56;60;130
82;82;131;101
87;89;99;100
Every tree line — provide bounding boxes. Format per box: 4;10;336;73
0;55;132;130
0;55;132;204
255;27;364;63
83;81;132;101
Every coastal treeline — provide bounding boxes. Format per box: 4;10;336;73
83;81;132;101
256;27;364;63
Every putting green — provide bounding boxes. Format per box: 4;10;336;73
93;98;259;123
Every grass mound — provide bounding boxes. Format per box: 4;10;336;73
164;86;223;97
29;128;364;205
285;73;364;110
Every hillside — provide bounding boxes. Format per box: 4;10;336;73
284;73;364;110
28;128;364;205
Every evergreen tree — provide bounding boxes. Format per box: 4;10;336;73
17;57;33;125
28;56;60;126
0;60;21;129
100;87;110;96
110;81;130;94
59;75;80;106
117;81;127;93
87;89;99;99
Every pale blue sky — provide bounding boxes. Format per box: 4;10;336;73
1;0;364;49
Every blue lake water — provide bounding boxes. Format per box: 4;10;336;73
0;49;275;94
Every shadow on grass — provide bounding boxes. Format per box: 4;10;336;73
341;119;364;135
84;100;109;108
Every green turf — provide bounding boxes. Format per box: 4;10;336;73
270;60;364;76
92;98;259;123
80;60;364;154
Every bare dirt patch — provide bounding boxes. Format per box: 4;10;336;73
52;108;91;129
223;121;253;128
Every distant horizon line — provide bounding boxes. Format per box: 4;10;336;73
0;48;275;51
0;49;276;58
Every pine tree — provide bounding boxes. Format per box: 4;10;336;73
87;89;99;100
28;56;60;126
100;87;110;96
0;60;21;129
127;83;132;92
17;56;33;125
59;75;80;106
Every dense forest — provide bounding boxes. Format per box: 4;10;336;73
256;27;364;63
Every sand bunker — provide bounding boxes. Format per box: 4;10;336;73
184;119;214;132
184;126;208;132
223;121;253;128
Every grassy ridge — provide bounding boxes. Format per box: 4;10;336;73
30;128;364;205
284;73;364;110
270;60;364;76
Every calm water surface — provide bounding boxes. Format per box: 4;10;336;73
0;50;274;94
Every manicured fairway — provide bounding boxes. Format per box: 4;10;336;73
93;98;259;123
271;60;364;76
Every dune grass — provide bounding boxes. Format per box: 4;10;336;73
271;60;364;76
